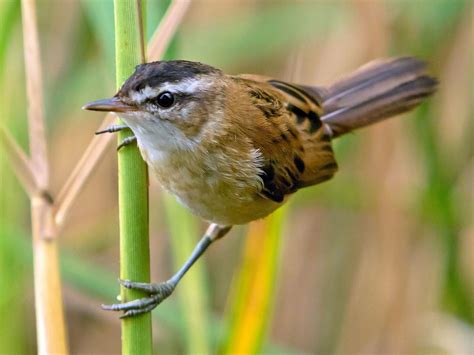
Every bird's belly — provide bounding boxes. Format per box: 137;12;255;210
154;167;279;225
140;147;280;225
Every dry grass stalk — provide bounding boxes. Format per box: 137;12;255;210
135;0;146;64
21;0;48;190
148;0;191;61
21;0;67;353
0;126;37;197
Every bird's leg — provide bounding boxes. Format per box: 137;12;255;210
102;223;232;318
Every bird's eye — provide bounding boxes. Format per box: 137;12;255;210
156;91;174;108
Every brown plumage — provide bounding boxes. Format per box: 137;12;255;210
230;75;337;202
83;57;438;317
228;57;437;206
84;57;437;225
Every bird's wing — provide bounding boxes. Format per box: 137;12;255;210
233;74;338;202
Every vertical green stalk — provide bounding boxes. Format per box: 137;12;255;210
114;1;152;353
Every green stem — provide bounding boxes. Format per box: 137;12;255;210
114;1;152;353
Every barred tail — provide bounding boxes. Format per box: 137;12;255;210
318;57;438;138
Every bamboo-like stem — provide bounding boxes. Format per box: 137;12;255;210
114;0;152;353
20;0;68;353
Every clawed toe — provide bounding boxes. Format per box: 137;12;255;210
118;279;174;295
102;280;175;317
118;278;155;293
101;225;231;318
120;303;158;318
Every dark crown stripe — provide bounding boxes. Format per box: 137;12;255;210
120;60;220;93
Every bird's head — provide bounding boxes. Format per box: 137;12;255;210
83;60;226;151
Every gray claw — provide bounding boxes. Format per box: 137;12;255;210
120;303;158;319
118;279;174;295
101;303;121;311
103;281;175;317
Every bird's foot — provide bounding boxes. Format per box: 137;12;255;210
102;279;175;318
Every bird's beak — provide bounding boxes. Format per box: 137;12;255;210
82;97;138;112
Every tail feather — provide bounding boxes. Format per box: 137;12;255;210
312;57;438;138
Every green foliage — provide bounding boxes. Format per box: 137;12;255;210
0;2;28;353
179;2;344;66
0;0;19;81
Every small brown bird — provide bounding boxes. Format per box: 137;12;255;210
84;57;437;317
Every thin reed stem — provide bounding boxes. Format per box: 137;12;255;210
114;0;152;353
0;126;36;197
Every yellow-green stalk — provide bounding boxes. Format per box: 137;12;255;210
222;206;288;354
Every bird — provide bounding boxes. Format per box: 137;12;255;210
83;57;437;317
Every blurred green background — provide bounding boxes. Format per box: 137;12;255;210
0;0;473;354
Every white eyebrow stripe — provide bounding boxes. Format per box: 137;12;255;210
129;77;214;104
162;77;214;94
129;86;160;103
